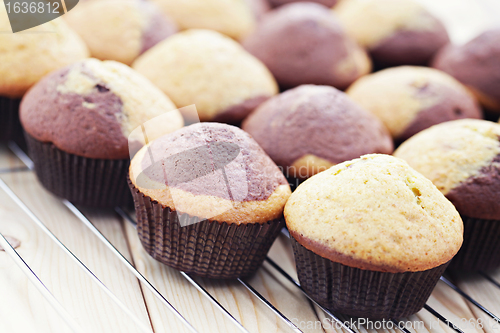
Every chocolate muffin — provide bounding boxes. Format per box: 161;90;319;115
149;0;266;40
0;19;89;141
335;0;450;66
241;2;371;90
432;29;500;113
347;66;482;142
269;0;338;8
395;119;500;271
133;29;278;124
65;0;177;65
20;59;183;207
129;122;291;278
242;85;393;180
285;154;463;319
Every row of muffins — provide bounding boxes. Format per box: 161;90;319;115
1;0;500;321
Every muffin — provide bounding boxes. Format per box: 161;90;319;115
129;122;291;278
242;85;393;181
133;29;278;124
242;3;371;90
335;0;450;67
395;119;500;271
149;0;265;40
0;19;88;141
269;0;338;8
20;58;183;207
285;154;463;319
346;66;482;143
432;29;500;113
64;0;177;65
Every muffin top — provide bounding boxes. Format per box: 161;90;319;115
20;58;183;160
242;85;393;179
133;29;278;123
335;0;449;65
346;66;482;142
432;29;500;112
0;18;89;98
130;123;291;224
242;3;371;90
149;0;259;40
269;0;338;8
395;119;500;220
65;0;177;65
285;154;463;273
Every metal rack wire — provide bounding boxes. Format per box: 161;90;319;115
2;140;500;333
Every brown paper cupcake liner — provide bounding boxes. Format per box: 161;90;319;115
0;96;22;142
129;179;285;279
448;215;500;271
25;132;132;207
291;236;449;319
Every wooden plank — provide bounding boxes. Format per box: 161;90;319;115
0;168;153;333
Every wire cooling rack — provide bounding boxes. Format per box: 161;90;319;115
1;141;500;333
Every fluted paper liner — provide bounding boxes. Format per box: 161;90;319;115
291;236;449;319
25;132;132;207
448;215;500;271
0;96;22;142
129;179;285;279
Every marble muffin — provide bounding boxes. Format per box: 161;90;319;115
149;0;269;40
432;29;500;113
129;122;291;278
241;2;371;90
335;0;450;66
395;119;500;270
133;29;278;124
285;154;463;318
242;85;393;179
20;58;183;207
346;66;482;142
65;0;177;65
269;0;338;8
0;18;89;141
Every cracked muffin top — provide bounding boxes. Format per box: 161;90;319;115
20;58;183;159
395;119;500;220
285;154;463;273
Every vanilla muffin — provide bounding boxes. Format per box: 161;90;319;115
285;154;463;318
129;122;291;278
0;18;89;141
347;66;482;142
335;0;449;66
20;59;183;207
133;29;278;124
149;0;265;40
242;85;393;180
269;0;338;8
433;29;500;113
65;0;177;66
242;3;371;90
395;119;500;271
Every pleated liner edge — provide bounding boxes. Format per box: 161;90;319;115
25;132;132;207
291;236;449;319
0;96;22;142
128;179;285;279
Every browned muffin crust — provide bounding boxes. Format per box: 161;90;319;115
432;29;500;112
139;123;288;201
370;14;449;66
242;85;393;175
20;66;128;159
242;3;370;90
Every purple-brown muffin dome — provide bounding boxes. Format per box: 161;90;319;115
335;0;450;66
432;29;500;113
241;2;371;90
242;85;393;179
